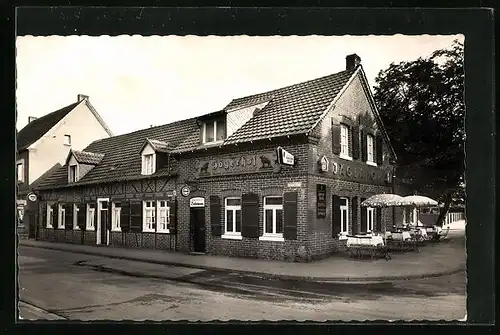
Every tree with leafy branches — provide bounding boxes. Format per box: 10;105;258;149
373;40;465;226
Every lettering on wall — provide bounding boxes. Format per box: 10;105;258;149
317;155;392;185
196;152;281;178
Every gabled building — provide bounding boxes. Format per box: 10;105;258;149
16;95;113;234
34;55;398;262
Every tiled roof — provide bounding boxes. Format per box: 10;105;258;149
71;150;105;165
17;102;79;151
147;139;172;153
36;118;198;189
222;69;356;145
36;68;361;189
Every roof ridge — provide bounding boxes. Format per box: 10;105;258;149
226;69;353;106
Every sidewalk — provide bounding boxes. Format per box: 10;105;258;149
19;235;466;282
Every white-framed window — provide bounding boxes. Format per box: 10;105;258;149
142;154;155;175
58;204;65;229
340;124;351;159
202;119;225;144
111;202;121;232
143;200;156;232
16;160;24;183
366;207;375;232
64;134;71;146
86;204;95;230
366;134;376;165
46;204;54;228
223;197;242;239
69;165;78;182
157;200;170;233
73;204;80;230
339;197;349;235
260;196;284;242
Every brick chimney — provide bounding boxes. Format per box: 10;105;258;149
28;116;38;124
77;94;89;102
346;54;361;70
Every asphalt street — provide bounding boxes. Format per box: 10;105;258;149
18;245;466;321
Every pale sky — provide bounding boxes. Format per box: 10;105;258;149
16;34;463;136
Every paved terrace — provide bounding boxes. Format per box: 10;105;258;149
19;223;466;282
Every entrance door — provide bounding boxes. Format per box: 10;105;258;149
97;199;109;245
190;208;206;253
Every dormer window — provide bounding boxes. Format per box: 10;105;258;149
142;154;155;175
69;165;78;182
203;119;225;144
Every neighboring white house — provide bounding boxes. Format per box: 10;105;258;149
16;94;113;221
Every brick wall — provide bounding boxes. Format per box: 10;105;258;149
174;141;310;261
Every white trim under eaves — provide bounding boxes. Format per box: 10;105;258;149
357;67;398;162
306;66;361;135
84;100;114;137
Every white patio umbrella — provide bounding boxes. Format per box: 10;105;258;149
400;195;438;208
361;194;404;243
400;195;438;227
361;194;405;208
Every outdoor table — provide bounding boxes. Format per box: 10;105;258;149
346;234;391;260
386;231;419;252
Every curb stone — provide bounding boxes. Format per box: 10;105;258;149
20;242;466;283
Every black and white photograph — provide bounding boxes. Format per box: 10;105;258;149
15;22;471;321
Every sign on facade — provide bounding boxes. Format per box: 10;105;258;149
189;197;205;208
316;184;327;218
319;156;329;172
287;181;302;188
277;146;295;166
196;151;280;178
181;186;191;197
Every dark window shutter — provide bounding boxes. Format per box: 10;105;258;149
107;206;113;231
210;195;222;236
241;192;259;238
376;208;382;232
332;195;341;237
168;199;177;234
64;203;74;230
351;197;358;235
360;198;367;233
376;134;384;165
120;201;131;232
199;125;204;144
331;121;341;155
129;200;142;233
51;204;58;228
94;203;98;232
361;129;367;162
283;192;298;240
352;126;360;160
40;202;47;228
77;203;86;231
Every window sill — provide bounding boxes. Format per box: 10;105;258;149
156;230;170;234
339;154;353;161
366;161;377;167
143;229;155;233
259;235;284;242
111;228;121;232
202;140;224;146
338;234;348;240
222;234;242;240
86;226;94;231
